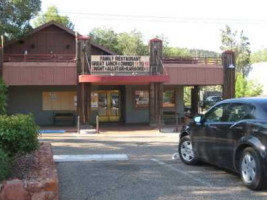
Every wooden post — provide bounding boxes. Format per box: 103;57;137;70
0;36;4;77
149;83;155;125
149;38;163;74
191;86;199;115
222;51;236;99
76;34;91;124
149;38;163;126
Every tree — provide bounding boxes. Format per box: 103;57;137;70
220;25;251;77
33;6;74;29
117;30;148;55
0;0;41;39
90;28;148;55
0;78;7;115
251;49;267;63
90;28;121;54
235;73;263;98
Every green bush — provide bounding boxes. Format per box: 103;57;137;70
0;148;11;182
0;114;40;156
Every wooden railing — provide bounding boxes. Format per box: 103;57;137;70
4;54;75;62
163;57;222;65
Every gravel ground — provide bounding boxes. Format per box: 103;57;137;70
40;131;267;200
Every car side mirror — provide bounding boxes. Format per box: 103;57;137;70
193;115;202;124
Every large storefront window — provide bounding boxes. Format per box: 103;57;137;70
42;91;76;111
134;90;149;109
163;90;176;108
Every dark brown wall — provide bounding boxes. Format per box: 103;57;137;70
4;25;110;55
5;25;75;54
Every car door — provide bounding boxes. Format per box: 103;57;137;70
212;103;255;169
192;103;228;162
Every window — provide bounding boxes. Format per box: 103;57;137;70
205;104;226;123
134;90;149;108
226;103;254;122
42;92;76;111
91;92;98;109
163;90;175;108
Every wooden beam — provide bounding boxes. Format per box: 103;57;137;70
222;51;236;99
191;86;199;115
76;34;91;124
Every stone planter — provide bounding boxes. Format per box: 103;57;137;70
0;143;58;200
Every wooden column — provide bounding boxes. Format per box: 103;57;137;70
149;38;163;75
191;86;199;115
222;51;236;99
149;38;163;126
76;34;91;124
149;83;156;125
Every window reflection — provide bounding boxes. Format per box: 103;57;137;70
134;90;149;108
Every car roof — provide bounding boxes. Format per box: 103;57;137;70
220;97;267;105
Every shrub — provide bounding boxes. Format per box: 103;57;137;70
0;114;40;156
0;148;11;182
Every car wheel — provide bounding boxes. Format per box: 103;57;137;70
240;147;267;190
178;136;198;165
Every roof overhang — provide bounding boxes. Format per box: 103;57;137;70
79;74;169;85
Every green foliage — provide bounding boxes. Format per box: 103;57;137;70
0;0;41;39
0;148;11;182
0;114;39;156
33;6;74;29
90;28;121;54
251;49;267;63
0;78;7;115
235;73;263;98
117;30;149;55
220;25;251;77
164;46;191;58
90;28;148;55
184;87;192;107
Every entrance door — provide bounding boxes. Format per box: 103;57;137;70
98;90;121;122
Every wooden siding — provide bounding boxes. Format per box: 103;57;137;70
3;62;77;86
5;25;75;54
164;64;223;85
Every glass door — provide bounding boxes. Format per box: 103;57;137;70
95;90;121;122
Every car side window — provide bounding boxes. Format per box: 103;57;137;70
226;103;254;122
204;104;226;123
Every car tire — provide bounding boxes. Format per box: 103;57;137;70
178;136;198;165
240;147;267;190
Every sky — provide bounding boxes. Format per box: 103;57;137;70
39;0;267;53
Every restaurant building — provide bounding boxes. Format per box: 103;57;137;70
0;21;235;126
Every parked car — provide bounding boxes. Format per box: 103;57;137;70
178;97;267;190
202;96;223;108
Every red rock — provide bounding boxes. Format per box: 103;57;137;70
0;179;30;200
31;192;45;200
43;179;58;192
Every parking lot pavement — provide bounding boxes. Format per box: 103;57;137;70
40;132;267;200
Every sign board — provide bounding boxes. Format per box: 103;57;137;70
91;55;150;73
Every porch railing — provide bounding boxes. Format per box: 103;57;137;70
163;57;222;65
4;54;75;62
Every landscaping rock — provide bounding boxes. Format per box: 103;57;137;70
0;179;30;200
0;143;59;200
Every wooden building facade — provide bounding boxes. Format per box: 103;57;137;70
0;21;235;126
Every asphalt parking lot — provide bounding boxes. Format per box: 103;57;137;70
40;130;267;200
